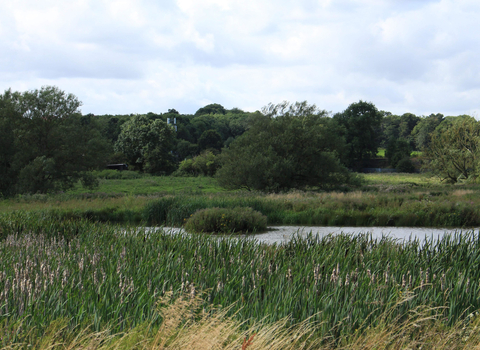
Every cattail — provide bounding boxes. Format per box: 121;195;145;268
190;283;196;299
79;257;84;272
314;265;319;286
62;270;68;289
330;266;339;283
287;268;292;281
345;273;350;286
402;274;406;288
420;268;424;290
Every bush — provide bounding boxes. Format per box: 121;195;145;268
396;158;416;173
184;207;267;234
175;151;220;177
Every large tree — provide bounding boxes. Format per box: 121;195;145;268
216;101;357;192
0;86;110;195
424;116;480;183
411;113;444;151
333;100;383;169
114;115;175;174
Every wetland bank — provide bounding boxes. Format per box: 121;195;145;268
3;173;480;348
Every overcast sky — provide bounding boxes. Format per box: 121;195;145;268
2;0;480;117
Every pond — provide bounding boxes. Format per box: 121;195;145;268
148;226;480;245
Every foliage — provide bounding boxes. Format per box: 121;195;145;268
380;113;420;149
424;116;480;183
0;87;110;196
411;113;444;150
385;138;411;168
333;100;383;169
176;150;220;176
216;101;357;192
395;158;416;173
184;207;267;233
194;103;227;116
197;129;223;152
114;115;175;174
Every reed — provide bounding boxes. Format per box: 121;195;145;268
2;212;480;346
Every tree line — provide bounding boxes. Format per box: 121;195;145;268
1;86;478;196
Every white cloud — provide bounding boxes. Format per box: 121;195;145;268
0;0;480;116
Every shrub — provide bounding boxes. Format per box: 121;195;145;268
396;158;416;173
184;207;267;234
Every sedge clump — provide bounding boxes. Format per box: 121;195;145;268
184;207;267;234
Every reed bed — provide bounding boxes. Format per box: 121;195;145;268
2;176;480;228
7;294;480;349
2;212;480;347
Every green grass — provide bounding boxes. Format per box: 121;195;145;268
363;172;439;186
2;213;480;346
67;175;225;195
2;173;480;228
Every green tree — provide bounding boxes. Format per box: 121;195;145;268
333;101;383;169
399;113;421;145
177;150;220;176
216;101;357;192
198;129;223;152
114;115;175;174
424;116;480;183
411;113;444;150
385;138;412;168
0;86;110;195
0;90;20;196
194;103;226;116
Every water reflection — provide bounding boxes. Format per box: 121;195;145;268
148;226;479;245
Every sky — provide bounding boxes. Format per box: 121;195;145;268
1;0;480;117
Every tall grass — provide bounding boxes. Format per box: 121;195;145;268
142;191;480;227
2;212;480;346
7;294;480;349
2;184;480;227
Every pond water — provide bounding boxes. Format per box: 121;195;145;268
146;226;480;245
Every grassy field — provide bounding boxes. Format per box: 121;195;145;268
1;173;480;228
2;213;480;348
67;175;225;195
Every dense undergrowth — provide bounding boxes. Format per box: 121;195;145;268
2;212;480;347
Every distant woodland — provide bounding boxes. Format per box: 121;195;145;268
1;86;479;195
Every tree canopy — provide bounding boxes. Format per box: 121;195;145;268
424;116;480;183
333;101;383;169
216;101;357;192
0;86;109;195
114;115;176;174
